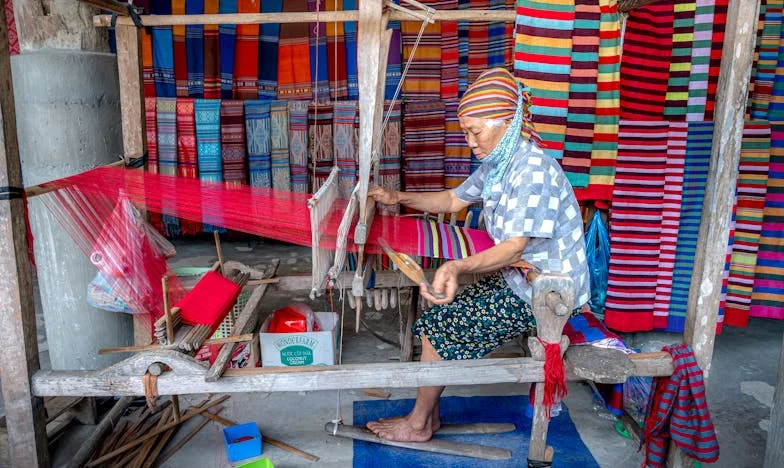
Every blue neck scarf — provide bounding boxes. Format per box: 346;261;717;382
480;82;526;200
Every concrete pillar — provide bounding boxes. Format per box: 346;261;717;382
13;50;133;370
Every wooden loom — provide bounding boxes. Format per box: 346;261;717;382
0;0;764;466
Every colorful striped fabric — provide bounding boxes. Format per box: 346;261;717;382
203;0;221;99
487;0;508;70
685;0;714;121
458;0;470;96
667;121;713;333
308;103;334;190
258;0;282;99
344;0;359;100
440;0;460;100
750;124;784;320
270;100;291;191
725;122;771;327
403;101;446;193
746;3;767;119
769;12;784;121
194;99;223;232
233;0;260;100
145;97;159;175
704;0;728;121
244;100;272;188
619;2;674;120
468;0;489;86
278;0;313;100
142;27;156;98
175;98;202;235
185;0;204;98
416;219;496;259
156;97;180;236
151;1;175;97
326;0;348;100
401;1;442;101
561;0;600;188
220;100;247;187
333;102;358;198
172;0;188;97
444;101;472;190
748;2;777;120
218;0;237;99
718;207;734;333
379;101;402;215
514;0;575;160
603;121;668;333
308;0;331;101
653;122;687;330
288;101;310;193
386;6;403;100
663;1;696;120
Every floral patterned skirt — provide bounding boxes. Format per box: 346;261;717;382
412;272;536;360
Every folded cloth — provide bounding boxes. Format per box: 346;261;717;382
562;310;623;348
643;344;720;467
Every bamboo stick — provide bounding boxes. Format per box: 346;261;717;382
65;396;133;468
213;231;224;272
98;333;255;354
153;406;225;467
85;396;230;467
162;277;174;345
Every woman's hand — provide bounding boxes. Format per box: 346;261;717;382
368;186;399;205
422;261;462;305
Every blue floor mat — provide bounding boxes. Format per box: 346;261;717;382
352;395;599;468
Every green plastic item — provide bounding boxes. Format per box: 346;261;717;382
237;458;274;468
614;419;631;440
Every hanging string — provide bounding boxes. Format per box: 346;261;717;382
312;0;322;189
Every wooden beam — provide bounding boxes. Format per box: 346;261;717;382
0;3;50;466
764;333;784;468
80;0;129;15
115;24;145;167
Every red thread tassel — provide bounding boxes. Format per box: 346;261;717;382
538;337;568;419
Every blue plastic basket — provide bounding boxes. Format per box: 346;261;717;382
223;422;263;462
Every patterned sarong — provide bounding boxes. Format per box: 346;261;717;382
603;121;669;333
233;0;260;100
151;1;175;97
288;101;310;193
175;98;202;235
185;0;204;98
344;0;359;100
194;99;224;232
270;100;291;191
403;101;446;193
172;0;188;97
156;97;180;236
333;102;358;198
309;103;334;190
258;0;282;99
308;0;331;101
279;0;313;100
725;122;771;327
220;100;248;186
203;0;221;99
245;100;272;188
218;0;237;99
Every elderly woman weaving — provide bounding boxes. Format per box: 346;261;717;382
366;68;590;442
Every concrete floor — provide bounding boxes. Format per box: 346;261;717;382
2;237;782;467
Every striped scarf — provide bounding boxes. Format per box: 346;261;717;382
309;103;334;190
308;0;331;100
172;0;188;97
156;97;180;236
344;0;359;100
333;102;358;198
685;0;715;121
270;100;291;191
203;0;221;99
258;0;282;99
288;101;310;193
326;0;348;100
663;1;696;120
218;0;237;99
233;0;260;100
379;100;402;215
175;98;202;235
403;101;446;193
245;100;272;188
279;0;313;100
151;1;175;97
185;0;204;98
220;100;248;186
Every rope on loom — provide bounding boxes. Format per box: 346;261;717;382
331;275;349;433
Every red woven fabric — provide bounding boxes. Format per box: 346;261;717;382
175;271;241;329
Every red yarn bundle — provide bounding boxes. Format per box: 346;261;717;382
538;337;568;419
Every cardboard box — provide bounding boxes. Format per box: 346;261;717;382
259;312;339;367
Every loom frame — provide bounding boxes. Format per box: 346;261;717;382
0;0;765;466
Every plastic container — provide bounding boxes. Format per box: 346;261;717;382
223;422;262;462
237;458;275;468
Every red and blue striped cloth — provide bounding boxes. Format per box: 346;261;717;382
643;344;719;468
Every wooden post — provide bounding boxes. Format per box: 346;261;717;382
764;333;784;468
0;5;50;466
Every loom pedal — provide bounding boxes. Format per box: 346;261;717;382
324;422;513;460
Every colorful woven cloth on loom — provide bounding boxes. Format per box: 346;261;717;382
379;101;402;215
185;0;204;98
333;102;358;199
175;98;202;235
440;0;459;101
270;100;291;191
749;124;784;320
619;2;674;120
603;121;669;333
151;1;175;97
172;0;188;97
685;0;715;121
667;122;714;333
194;99;224;232
308;0;331;101
403;101;446;193
244;100;272;188
663;1;696;120
203;0;220;99
219;0;237;99
725;122;771;327
401;0;442;100
514;0;575;161
561;0;600;188
343;0;359;100
288;101;310;193
258;0;282;99
233;0;260;100
309;103;334;190
279;0;313;100
220;100;248;186
326;0;348;100
652;122;687;330
705;0;728;121
415;219;495;259
156;97;181;236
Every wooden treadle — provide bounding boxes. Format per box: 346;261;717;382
324;422;513;461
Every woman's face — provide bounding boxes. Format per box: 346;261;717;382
458;116;510;160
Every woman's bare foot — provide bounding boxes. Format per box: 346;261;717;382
367;415;434;442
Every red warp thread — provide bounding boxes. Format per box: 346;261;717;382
537;336;567;419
